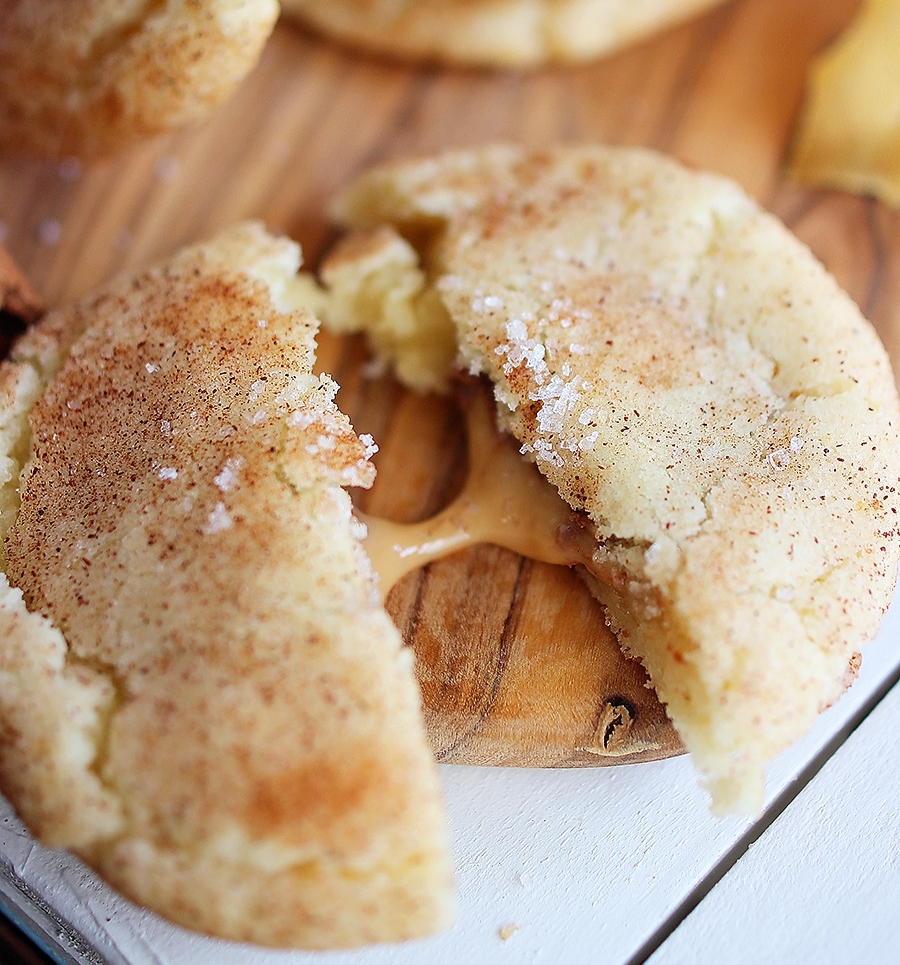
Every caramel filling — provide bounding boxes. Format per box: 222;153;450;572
360;391;580;593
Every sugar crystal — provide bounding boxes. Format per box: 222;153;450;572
359;433;379;459
205;503;233;534
767;449;791;471
214;458;244;492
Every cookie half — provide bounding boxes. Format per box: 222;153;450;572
0;223;454;947
0;0;278;158
281;0;727;67
311;145;900;813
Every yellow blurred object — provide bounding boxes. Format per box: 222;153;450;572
789;0;900;208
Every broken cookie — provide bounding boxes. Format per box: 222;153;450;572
0;222;454;948
306;145;900;814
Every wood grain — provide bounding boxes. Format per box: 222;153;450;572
0;0;892;770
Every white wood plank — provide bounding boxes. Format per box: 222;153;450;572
3;591;900;965
649;658;900;965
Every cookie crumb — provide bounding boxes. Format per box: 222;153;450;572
499;924;520;941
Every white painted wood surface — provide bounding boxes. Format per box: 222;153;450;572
2;589;899;965
649;641;900;965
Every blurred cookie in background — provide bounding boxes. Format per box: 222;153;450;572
0;0;278;158
281;0;728;67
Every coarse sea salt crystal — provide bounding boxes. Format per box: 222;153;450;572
767;449;791;471
524;343;545;370
533;438;564;468
158;467;178;481
214;458;244;492
359;433;379;459
287;409;318;429
506;319;528;342
205;502;233;534
790;436;804;452
274;379;307;410
145;363;159;374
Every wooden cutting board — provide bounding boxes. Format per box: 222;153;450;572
1;0;893;769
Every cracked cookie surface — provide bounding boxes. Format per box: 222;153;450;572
315;145;900;813
0;222;453;948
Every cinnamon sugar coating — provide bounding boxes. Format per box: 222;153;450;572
0;223;453;948
316;145;900;812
